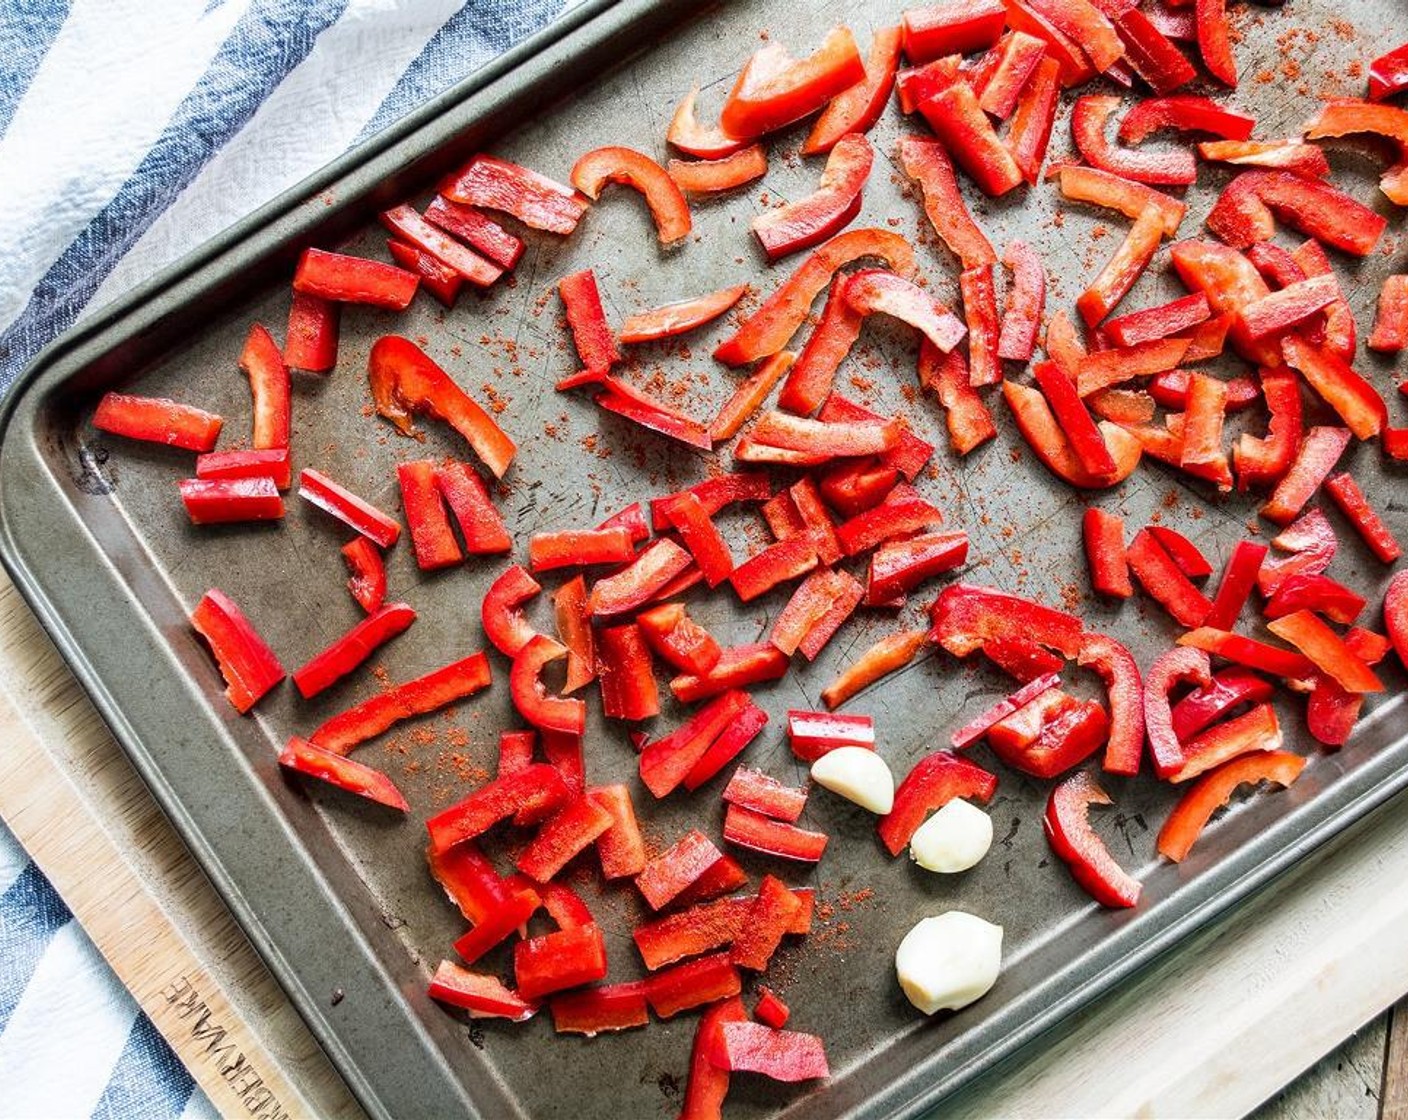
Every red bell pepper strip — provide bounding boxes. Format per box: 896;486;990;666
902;0;1006;60
1281;337;1386;441
951;673;1061;751
1170;702;1283;783
897;137;995;270
1111;8;1196;94
931;582;1084;659
516;795;614;883
716;228;916;365
772;568;864;655
439;153;587;234
1197;139;1330;179
971;31;1047;120
1044;770;1141;908
804;24;903;154
754;988;791;1030
1003;0;1091;86
1033;360;1119;475
292;248;418;310
292;602;415;699
1266;611;1383;693
1178;627;1317;683
1234;367;1302;492
836;485;944;556
667;86;751;159
1170;668;1273;742
753;133;872;261
427;962;537;1022
1292;240;1357;363
1088;388;1156;425
1206;171;1388;257
639;691;752;798
557;268;619;373
549;982;650;1036
1144;646;1213;777
1265;573;1366;627
396;461;461;570
984;636;1065;682
958;265;1001;387
452;877;542;964
724;805;829;862
1302;100;1408;206
528;527;634;574
379;205;501;288
817;393;934;479
1083;508;1132;598
1202;540;1267;631
1006;54;1061;184
341;537;386;614
788;710;876;762
196;448;292;490
434;461;510;555
1238;275;1339;341
709;1022;829;1083
683;701;770;790
300;467;401;549
369;336;516;478
1369;275;1408;353
680;996;748;1120
1369;43;1408;101
571;146;692;245
671;644;790;704
1148;369;1256;413
1192;0;1236;85
841;269;966;354
788;478;843;565
636;830;728;910
1003;381;1143;488
895;55;963;113
427;764;570;853
284;291;339;373
723;768;807;823
1386;570;1408;678
821;628;928;709
1057;165;1186;237
590;784;647;880
651;473;773;530
308;652;491;756
514;923;609;1003
1127;530;1212;628
919;82;1024;196
178;477;284;525
996;240;1045;362
1261;426;1352;527
1032;0;1127;69
1118;96;1253;144
730;876;804;972
1077;209;1166;327
236;323;291;453
647;954;744;1020
189;589;284;714
817;459;900;515
1072;95;1196;185
93;392;222;452
590;538;694;617
1105;293;1210;348
633;896;802;970
637;603;721;676
278;737;408;812
667;146;769;194
720;27;866;139
658;492;735;587
597;623;660;721
878;751;997;856
592;375;712;450
1323;472;1399;563
597;502;650;545
1159;750;1305;862
421;196;524;270
618;284;748;345
867;531;969;604
511;635;586;735
709;351;795;442
481;564;541;657
989;690;1110;779
427;841;511;924
1147;526;1212;581
917;342;997;455
1073;632;1143;777
727;534;821;602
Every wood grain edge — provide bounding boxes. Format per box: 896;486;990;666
1383;997;1408;1120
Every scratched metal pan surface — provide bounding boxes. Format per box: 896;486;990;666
2;0;1407;1116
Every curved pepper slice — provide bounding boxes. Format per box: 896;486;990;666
571;146;692;244
1076;209;1166;326
1072;95;1197;185
284;291;339;373
452;877;543;964
667;86;751;158
1261;426;1353;527
917;343;996;455
1144;646;1212;778
1266;611;1383;694
1170;667;1273;742
1234;367;1302;492
1044;770;1141;908
369;336;516;478
680;996;748;1119
897;136;996;269
1303;99;1408;205
804;25;902;154
1003;381;1142;489
1158;750;1305;862
238;323;291;451
481;564;542;658
1119;95;1254;144
1179;627;1317;683
1079;632;1145;776
1369;43;1408;102
667;146;769;194
844;268;967;351
1169;702;1282;783
427;763;571;853
440;153;588;235
821;627;928;709
753;134;872;260
619;284;748;345
511;635;586;735
878;751;997;856
341;538;386;614
1057;165;1186;237
93;392;222;452
190;589;285;713
1206;170;1388;257
720;27;866;140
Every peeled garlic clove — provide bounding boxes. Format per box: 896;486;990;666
895;911;1003;1015
909;799;993;873
809;747;895;814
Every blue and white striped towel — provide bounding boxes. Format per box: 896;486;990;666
0;1;577;1114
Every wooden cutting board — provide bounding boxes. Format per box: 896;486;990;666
0;567;1403;1120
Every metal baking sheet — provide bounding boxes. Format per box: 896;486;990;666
2;1;1406;1117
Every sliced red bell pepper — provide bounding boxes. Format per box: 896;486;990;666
729;535;821;602
639;691;752;798
549;981;650;1036
817;458;900;515
1387;571;1408;679
1006;54;1061;183
817;393;934;479
683;702;770;790
1072;95;1196;185
755;988;791;1030
1192;0;1236;86
309;652;491;757
1057;165;1186;237
379;205;501;288
902;0;1006;60
836;485;944;556
804;25;903;154
951;672;1061;751
1127;530;1212;628
196;448;291;490
514;923;609;1002
341;537;386;614
960;265;1002;387
987;689;1110;779
618;284;748;345
93;392;222;452
571;145;692;245
919;82;1024;196
917;342;997;455
1118;96;1253;144
1178;627;1317;683
434;461;510;555
1111;8;1196;95
189;589;283;713
680;996;748;1120
178;477;284;525
1322;473;1397;563
557;268;619;373
984;636;1065;682
996;240;1045;362
1083;508;1132;599
1170;701;1282;783
867;531;969;604
1197;139;1330;178
511;635;586;735
590;538;694;617
428;961;537;1022
452;877;542;964
1238;275;1339;341
633;897;772;970
284;291;339;373
753;133;872;261
1234;367;1302;492
723;768;807;823
427;841;510;924
896;55;963;113
422;195;524;270
1105;293;1210;348
236;323;291;453
841;269;967;353
971;31;1047;120
1302;100;1408;206
597;623;659;721
1044;770;1141;907
772;568;864;656
1143;645;1213;777
396;460;461;570
427;763;571;853
293;247;418;310
1077;209;1166;327
730;875;804;972
543;729;586;797
637;603;721;676
1369;275;1408;353
878;751;997;856
369;336;516;478
440;153;588;234
1147;526;1213;582
1200;539;1267;632
709;1022;829;1082
897;137;995;270
277;736;406;811
1073;632;1143;777
636;830;728;910
668;86;751;159
1033;360;1118;475
1369;43;1408;101
650;473;773;530
1207;171;1388;257
715;228;915;365
1158;749;1305;862
710;351;795;442
1088;388;1156;425
1281;336;1386;441
668;146;769;194
1003;0;1091;86
1257;512;1338;599
1148;368;1257;414
647;953;743;1020
720;26;866;139
671;644;790;703
528;527;634;574
1265;573;1367;626
1003;381;1143;488
723;805;829;862
1261;426;1353;527
292;602;415;699
658;492;735;587
1170;668;1273;742
931;582;1083;658
788;478;842;565
788;710;876;764
1266;610;1383;693
300;467;401;549
590;784;647;879
516;795;614;883
591;374;712;450
775;282;864;419
821;628;928;709
481;564;541;657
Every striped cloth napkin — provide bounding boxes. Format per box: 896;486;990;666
0;0;578;1114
